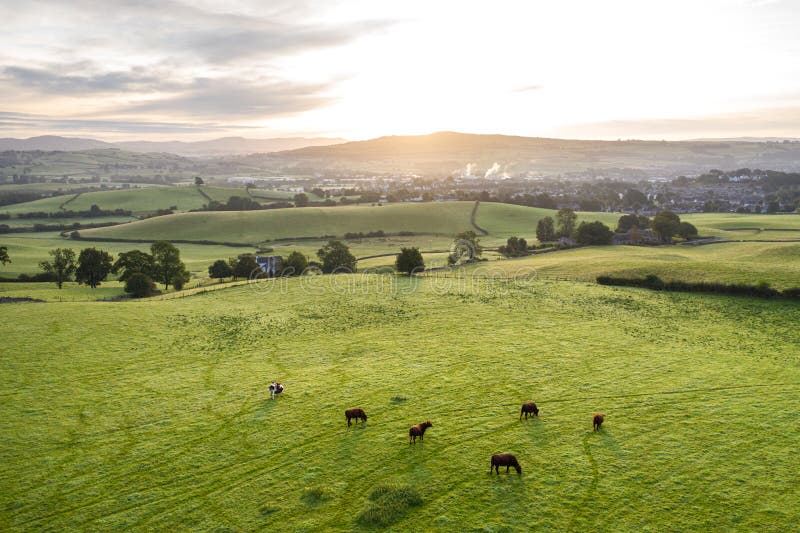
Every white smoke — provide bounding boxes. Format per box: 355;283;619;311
465;163;476;177
484;162;501;178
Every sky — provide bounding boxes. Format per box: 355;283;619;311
1;0;799;141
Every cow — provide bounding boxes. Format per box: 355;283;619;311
520;402;539;420
593;413;605;431
345;408;368;426
409;420;432;444
268;382;284;400
490;453;522;474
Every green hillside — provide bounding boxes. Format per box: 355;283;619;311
2;278;798;530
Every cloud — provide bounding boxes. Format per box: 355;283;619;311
513;84;544;93
1;65;167;94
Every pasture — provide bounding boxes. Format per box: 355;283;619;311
1;277;799;530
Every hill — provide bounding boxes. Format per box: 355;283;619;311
265;131;800;176
2;278;798;530
0;135;346;156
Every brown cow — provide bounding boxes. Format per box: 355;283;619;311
491;453;522;474
520;402;539;420
409;420;432;444
345;408;367;426
593;413;605;431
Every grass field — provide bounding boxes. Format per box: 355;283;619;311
1;277;799;530
445;242;800;289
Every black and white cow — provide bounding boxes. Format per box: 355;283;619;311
269;382;284;400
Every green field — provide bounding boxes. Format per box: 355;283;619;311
1;278;799;530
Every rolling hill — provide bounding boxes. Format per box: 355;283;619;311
264;131;800;176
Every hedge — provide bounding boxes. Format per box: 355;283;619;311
596;274;799;299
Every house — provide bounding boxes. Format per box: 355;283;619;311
255;256;283;276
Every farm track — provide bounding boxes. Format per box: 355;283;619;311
58;192;81;211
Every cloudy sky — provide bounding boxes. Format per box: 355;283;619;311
1;0;799;141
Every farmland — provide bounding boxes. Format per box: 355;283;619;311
1;278;799;530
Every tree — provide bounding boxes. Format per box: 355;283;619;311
317;240;356;273
556;208;578;237
622;189;650;211
194;176;204;185
677;221;698;240
280;251;308;277
150;241;188;289
208;259;233;281
575;221;614;245
293;193;309;207
75;247;114;288
125;272;156;298
498;236;528;257
39;248;77;289
536;216;556;242
651;210;681;242
395;247;425;274
0;245;9;266
113;250;154;282
448;230;483;264
616;214;651;233
231;254;260;279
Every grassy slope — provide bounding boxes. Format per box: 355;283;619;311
78;202;484;243
1;279;799;530
451;242;800;289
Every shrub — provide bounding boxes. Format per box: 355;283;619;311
125;273;156;298
395;247;425;274
356;485;422;527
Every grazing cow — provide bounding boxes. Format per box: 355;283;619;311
520;402;539;420
345;408;368;426
268;382;284;400
409;421;432;444
593;413;605;431
491;453;522;474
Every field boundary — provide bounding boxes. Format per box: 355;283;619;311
470;200;489;235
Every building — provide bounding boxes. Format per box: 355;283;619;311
255;256;283;276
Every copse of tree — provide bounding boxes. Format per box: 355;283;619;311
0;245;9;266
230;254;260;280
39;248;77;289
651;210;682;242
317;240;356;273
280;251;308;277
150;241;189;289
575;221;614;245
113;250;155;282
293;193;309;207
194;176;204;185
395;247;425;274
536;216;556;242
498;236;528;257
556;208;578;237
677;221;698;240
616;214;651;233
125;272;156;298
75;247;114;288
208;259;233;281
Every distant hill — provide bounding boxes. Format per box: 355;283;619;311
0;135;111;151
266;131;800;176
0;135;346;156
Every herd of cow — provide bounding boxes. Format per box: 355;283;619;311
270;382;606;475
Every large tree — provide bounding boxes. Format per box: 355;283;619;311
280;251;308;277
677;221;698;240
575;221;614;245
112;250;154;282
293;193;309;207
448;230;483;264
208;259;233;281
125;272;156;298
317;240;357;273
150;241;189;289
536;216;556;242
0;245;10;266
75;247;114;288
39;248;77;289
616;214;651;233
230;254;260;279
556;208;578;237
395;247;425;274
651;210;682;242
498;237;528;257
